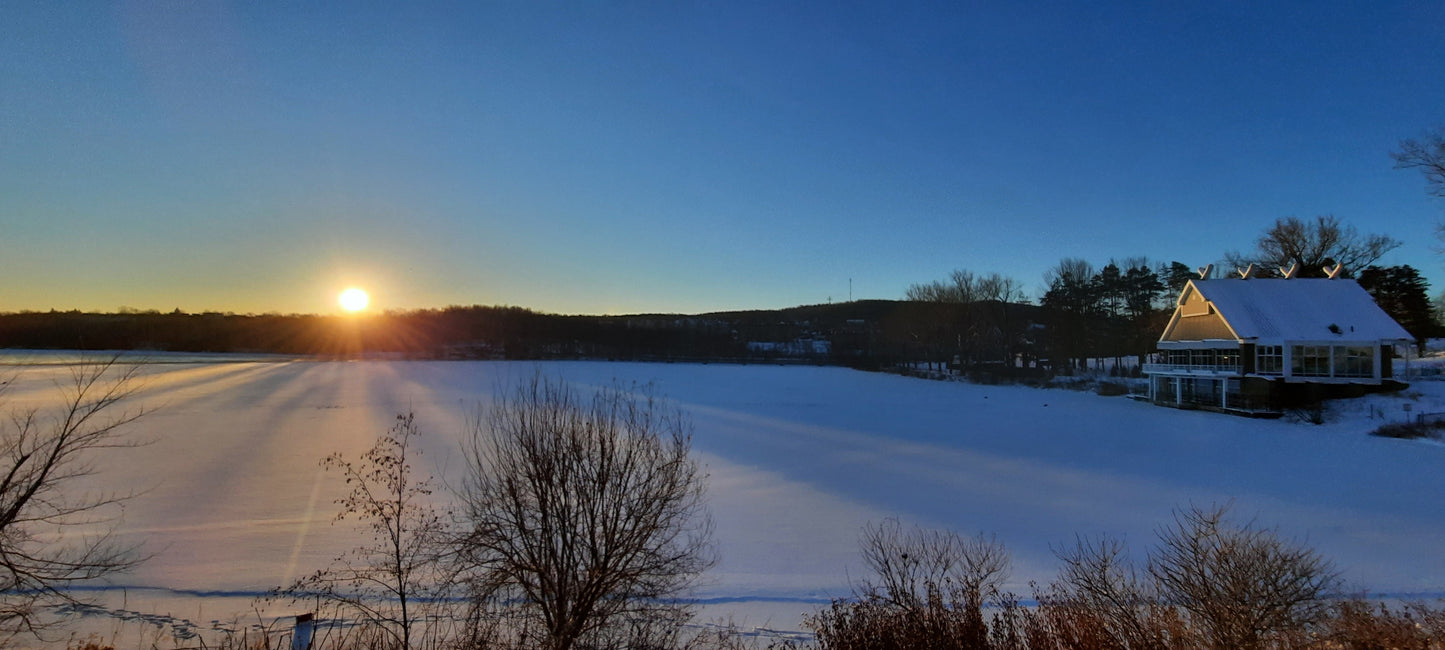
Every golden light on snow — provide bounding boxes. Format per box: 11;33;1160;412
338;287;370;312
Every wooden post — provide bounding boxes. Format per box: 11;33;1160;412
292;613;314;650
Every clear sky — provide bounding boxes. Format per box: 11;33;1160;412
3;2;1443;316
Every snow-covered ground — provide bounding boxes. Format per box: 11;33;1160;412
3;355;1444;642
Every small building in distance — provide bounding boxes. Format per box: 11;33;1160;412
1143;266;1412;415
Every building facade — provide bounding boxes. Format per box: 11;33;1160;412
1143;276;1412;415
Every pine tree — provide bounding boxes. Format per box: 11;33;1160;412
1358;265;1437;354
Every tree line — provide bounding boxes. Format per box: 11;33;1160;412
907;214;1439;376
0;301;1022;370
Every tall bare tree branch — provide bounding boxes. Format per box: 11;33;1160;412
275;412;453;650
457;375;714;650
0;358;149;642
1394;127;1445;199
1227;215;1400;278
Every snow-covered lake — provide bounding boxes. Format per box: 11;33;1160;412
4;357;1444;639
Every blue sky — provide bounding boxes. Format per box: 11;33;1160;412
3;2;1443;315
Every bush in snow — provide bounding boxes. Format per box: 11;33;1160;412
803;505;1436;650
1371;420;1445;440
807;520;1011;650
1147;504;1339;649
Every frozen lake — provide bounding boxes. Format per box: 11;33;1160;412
4;357;1444;640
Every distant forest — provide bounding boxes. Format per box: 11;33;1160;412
0;301;1042;372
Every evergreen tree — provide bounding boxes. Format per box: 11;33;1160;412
1042;259;1101;371
1358;265;1436;354
1162;261;1196;297
1123;264;1166;322
1122;263;1167;367
1096;263;1125;319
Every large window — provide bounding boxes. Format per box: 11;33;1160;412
1291;345;1331;377
1159;348;1240;370
1180;378;1222;405
1334;346;1374;378
1256;345;1282;375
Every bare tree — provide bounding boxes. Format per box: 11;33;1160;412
808;520;1010;650
1052;536;1167;650
905;270;1028;370
975;274;1022;305
1147;503;1339;650
457;375;714;650
1393;127;1445;199
277;413;452;650
1226;215;1400;278
805;520;1012;650
1393;127;1445;256
906;270;980;304
974;273;1029;367
857;518;1009;611
0;358;148;641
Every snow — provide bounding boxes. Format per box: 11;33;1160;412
3;356;1445;640
1185;278;1413;342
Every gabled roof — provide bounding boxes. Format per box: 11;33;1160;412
1161;278;1412;343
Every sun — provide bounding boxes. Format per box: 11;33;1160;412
338;287;370;312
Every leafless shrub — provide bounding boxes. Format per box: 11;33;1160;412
807;587;983;650
456;375;714;650
803;505;1445;650
808;520;1010;650
858;519;1009;612
986;592;1027;650
0;358;149;642
1050;536;1176;650
1317;598;1445;649
1147;503;1340;650
676;621;776;650
1028;586;1126;650
275;413;453;650
1371;420;1445;440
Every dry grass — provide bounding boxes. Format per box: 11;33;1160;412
804;592;1445;650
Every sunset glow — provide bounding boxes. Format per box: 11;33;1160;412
338;288;370;312
2;4;1442;316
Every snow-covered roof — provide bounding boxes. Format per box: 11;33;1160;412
1163;278;1411;343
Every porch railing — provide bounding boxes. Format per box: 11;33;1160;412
1142;363;1241;375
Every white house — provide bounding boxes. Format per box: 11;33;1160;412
1143;271;1412;415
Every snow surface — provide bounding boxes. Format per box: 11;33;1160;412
1184;278;1412;342
3;356;1445;640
